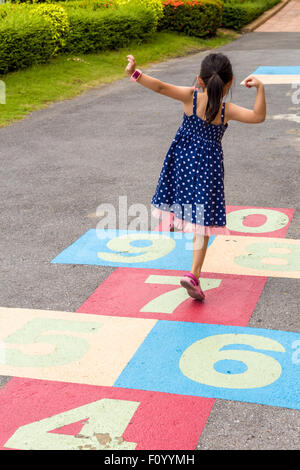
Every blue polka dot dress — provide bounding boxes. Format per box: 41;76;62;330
151;87;228;235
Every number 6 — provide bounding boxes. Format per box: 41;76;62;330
179;334;285;389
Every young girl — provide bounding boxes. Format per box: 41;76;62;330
125;52;266;301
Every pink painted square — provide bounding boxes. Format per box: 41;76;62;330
0;378;214;451
225;206;294;238
77;267;267;326
154;206;294;238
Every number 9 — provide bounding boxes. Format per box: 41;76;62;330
97;233;176;263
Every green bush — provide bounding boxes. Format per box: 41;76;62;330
158;0;223;37
0;1;158;74
31;3;70;52
62;4;157;54
222;0;281;30
0;4;10;18
0;6;55;75
114;0;164;22
7;0;72;3
59;0;113;9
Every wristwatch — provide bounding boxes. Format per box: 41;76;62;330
130;69;143;82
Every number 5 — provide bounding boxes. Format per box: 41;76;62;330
4;318;101;368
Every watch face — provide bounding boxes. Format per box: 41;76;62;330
132;70;140;79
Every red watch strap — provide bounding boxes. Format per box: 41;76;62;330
130;69;142;82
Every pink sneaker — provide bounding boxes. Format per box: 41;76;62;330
180;272;205;301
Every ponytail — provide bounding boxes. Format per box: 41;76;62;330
199;53;233;124
205;73;224;124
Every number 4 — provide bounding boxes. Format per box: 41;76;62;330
4;399;140;450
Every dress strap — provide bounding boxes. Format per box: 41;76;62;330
221;102;226;125
193;87;198;115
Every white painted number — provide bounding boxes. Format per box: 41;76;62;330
141;275;221;314
4;399;139;450
98;233;175;263
3;318;101;367
179;334;285;389
226;208;289;234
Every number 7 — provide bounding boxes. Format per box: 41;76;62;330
140;275;221;314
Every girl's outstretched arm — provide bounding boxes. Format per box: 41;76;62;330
226;76;266;124
125;55;194;104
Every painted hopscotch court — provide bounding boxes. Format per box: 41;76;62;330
1;308;300;409
241;66;300;85
51;206;296;276
1;205;300;450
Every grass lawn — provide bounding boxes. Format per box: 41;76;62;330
0;29;239;128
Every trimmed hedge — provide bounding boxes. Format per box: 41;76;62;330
158;0;223;37
115;0;164;22
222;0;281;30
31;3;70;52
61;4;157;54
0;8;55;74
0;2;157;74
58;0;113;9
9;0;74;2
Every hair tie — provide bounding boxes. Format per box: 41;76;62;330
208;72;218;82
211;71;224;83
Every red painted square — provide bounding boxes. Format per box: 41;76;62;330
0;378;214;451
77;268;267;326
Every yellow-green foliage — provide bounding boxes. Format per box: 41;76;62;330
0;0;158;74
31;4;70;52
63;3;157;53
60;0;113;9
0;5;54;74
114;0;164;22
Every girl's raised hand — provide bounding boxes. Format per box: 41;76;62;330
244;76;263;89
126;55;136;76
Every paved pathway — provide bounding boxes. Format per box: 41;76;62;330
0;1;300;451
256;0;300;32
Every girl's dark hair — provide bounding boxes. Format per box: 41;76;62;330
199;53;233;124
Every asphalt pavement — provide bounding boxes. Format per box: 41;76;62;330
0;20;300;449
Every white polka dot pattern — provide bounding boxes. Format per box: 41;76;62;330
151;88;228;229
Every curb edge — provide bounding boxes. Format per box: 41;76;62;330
241;0;292;33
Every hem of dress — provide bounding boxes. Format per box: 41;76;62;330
152;205;228;236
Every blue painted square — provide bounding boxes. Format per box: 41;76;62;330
253;66;300;75
51;229;215;270
114;321;300;410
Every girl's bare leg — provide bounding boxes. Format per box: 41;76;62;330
190;234;209;280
